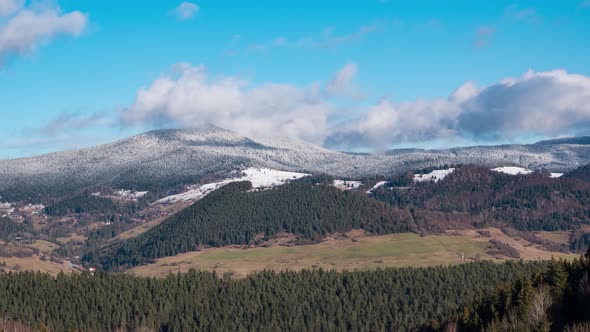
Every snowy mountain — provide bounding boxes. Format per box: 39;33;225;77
1;124;590;200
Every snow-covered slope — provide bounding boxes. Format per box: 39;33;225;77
492;166;563;178
333;180;363;190
492;166;533;175
414;169;455;183
367;181;388;193
155;168;310;204
1;124;590;199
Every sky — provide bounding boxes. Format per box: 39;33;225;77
1;0;590;158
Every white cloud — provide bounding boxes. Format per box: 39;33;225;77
0;5;87;63
171;2;199;20
327;69;590;149
325;63;361;98
326;98;462;150
0;0;23;16
111;64;590;151
120;63;333;144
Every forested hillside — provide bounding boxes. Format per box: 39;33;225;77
441;249;590;331
96;181;414;269
44;194;121;216
373;165;590;231
3;126;590;203
0;261;545;331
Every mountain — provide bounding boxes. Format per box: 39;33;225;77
98;181;412;269
2;124;590;200
564;163;590;183
535;136;590;145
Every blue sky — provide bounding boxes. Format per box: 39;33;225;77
1;0;590;158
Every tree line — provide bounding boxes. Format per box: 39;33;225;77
0;261;546;332
439;248;590;331
372;165;590;232
93;181;414;270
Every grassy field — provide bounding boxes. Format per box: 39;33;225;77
533;231;572;245
0;256;75;275
130;232;498;278
114;216;169;241
56;233;87;244
26;240;60;254
130;229;580;278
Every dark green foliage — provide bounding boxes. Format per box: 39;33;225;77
564;163;590;183
444;254;590;332
0;217;35;241
373;165;590;231
44;194;120;216
571;232;590;253
99;181;414;269
0;261;545;332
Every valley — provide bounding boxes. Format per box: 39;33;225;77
129;228;577;278
4;3;590;329
2;128;590;331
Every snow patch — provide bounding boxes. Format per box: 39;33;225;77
492;167;563;178
367;181;388;193
333;180;363;190
0;202;13;209
491;166;533;175
115;189;148;199
155;168;310;204
0;202;15;218
414;169;455;183
21;204;45;211
93;189;148;200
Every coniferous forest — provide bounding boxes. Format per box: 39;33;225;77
95;181;414;270
0;261;547;331
372;165;590;231
3;165;590;331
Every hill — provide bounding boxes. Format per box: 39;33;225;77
2;125;590;201
95;181;413;269
373;165;590;232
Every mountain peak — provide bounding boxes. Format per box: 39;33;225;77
138;124;250;145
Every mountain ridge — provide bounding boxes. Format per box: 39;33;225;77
2;125;590;200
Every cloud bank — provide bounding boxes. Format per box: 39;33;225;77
119;64;590;151
329;69;590;149
0;0;23;16
120;63;332;144
0;1;88;64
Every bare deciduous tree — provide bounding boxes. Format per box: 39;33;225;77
528;285;552;330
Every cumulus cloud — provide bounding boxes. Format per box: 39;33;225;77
0;3;88;64
456;70;590;139
170;2;199;20
0;0;23;16
326;99;462;150
117;62;590;151
327;69;590;149
119;63;333;144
